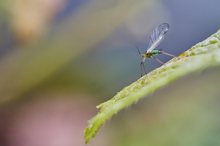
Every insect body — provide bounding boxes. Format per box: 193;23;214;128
137;23;175;75
143;50;161;58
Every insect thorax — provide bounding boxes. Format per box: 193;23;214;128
144;50;161;58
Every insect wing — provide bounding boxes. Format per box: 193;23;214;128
147;23;169;52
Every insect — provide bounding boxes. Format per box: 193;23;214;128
137;23;175;76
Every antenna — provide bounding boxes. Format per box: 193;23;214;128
135;45;142;56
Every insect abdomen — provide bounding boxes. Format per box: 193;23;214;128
151;50;161;56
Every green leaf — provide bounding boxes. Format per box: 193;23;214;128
84;29;220;143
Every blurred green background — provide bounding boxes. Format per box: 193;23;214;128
0;0;220;146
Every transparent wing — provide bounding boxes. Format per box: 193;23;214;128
147;23;170;52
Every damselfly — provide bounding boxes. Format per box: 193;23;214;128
137;23;175;76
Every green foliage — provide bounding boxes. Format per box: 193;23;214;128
84;29;220;143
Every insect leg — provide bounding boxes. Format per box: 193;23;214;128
140;62;143;77
160;51;175;58
140;62;146;77
141;62;147;75
152;56;164;65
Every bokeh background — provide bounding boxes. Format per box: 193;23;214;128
0;0;220;146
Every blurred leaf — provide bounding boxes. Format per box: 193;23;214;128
0;0;153;104
84;29;220;143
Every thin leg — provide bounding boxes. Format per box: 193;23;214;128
160;51;175;58
142;62;147;75
140;62;147;77
140;62;143;77
152;57;164;65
